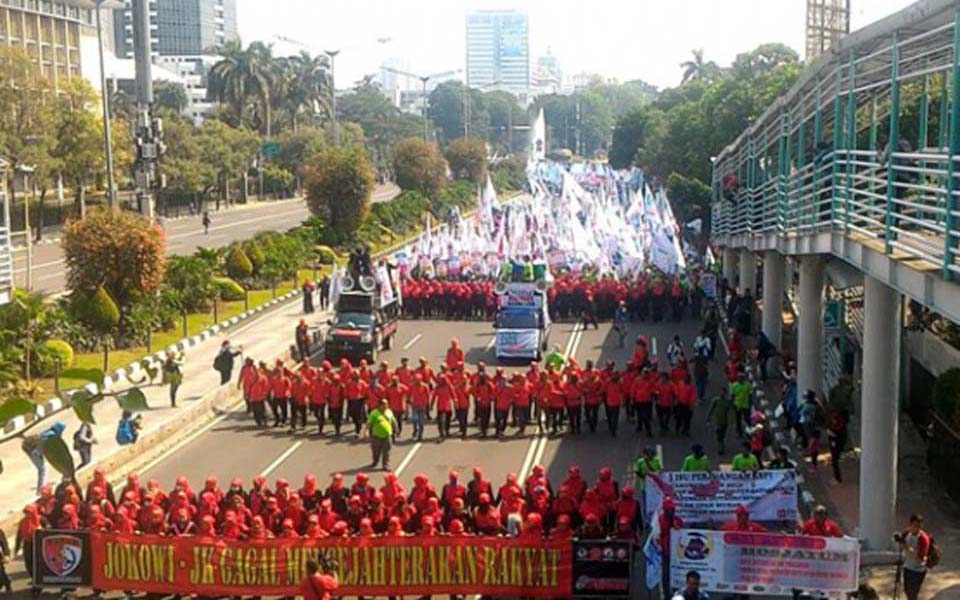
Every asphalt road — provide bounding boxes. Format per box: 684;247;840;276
9;183;400;294
139;314;721;502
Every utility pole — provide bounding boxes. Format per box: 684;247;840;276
325;49;340;146
132;0;162;221
421;77;430;142
95;0;116;211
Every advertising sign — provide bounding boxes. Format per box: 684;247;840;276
571;540;633;598
701;273;718;299
33;530;92;588
89;532;572;598
503;283;541;308
496;329;540;358
645;470;798;525
670;529;860;597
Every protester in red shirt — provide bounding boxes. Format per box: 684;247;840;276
604;372;624;436
674;373;698;436
655;372;676;435
299;559;339;600
722;505;767;532
270;364;292;427
799;505;844;537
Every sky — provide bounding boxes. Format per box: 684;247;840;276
237;0;917;91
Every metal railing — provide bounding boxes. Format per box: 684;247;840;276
712;0;960;280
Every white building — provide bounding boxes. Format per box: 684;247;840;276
465;9;529;100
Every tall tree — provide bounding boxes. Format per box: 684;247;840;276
50;79;102;217
392;137;446;197
305;146;375;240
277;51;332;133
154;80;190;115
207;40;275;135
609;105;665;169
680;49;721;83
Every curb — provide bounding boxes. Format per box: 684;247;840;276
0;289;301;441
719;314;818;517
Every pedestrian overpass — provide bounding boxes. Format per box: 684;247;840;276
710;0;960;550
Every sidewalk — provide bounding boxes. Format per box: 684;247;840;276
0;295;323;534
748;307;960;599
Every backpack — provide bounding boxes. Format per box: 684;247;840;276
21;434;39;455
213;352;226;372
926;534;943;568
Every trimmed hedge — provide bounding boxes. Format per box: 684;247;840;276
37;339;74;376
213;276;245;301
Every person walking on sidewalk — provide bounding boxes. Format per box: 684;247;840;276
367;398;397;470
73;422;96;468
22;422;65;494
213;341;242;385
319;275;330;311
295;319;311;361
163;354;184;407
202;211;211;234
897;514;933;600
302;279;316;314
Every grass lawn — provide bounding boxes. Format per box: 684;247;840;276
32;275;325;399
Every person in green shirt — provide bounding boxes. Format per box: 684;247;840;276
544;346;565;371
732;441;760;471
633;446;663;492
707;389;736;455
681;444;711;472
730;373;754;438
366;399;398;470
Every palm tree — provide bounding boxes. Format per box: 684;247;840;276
280;51;333;133
680;49;720;84
207;40;275;135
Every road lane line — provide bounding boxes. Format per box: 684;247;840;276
394;442;423;476
485;335;496;351
651;336;658;357
133;402;243;476
260;441;304;477
657;444;663;464
402;333;423;350
563;321;582;358
167;207;308;241
517;435;541;481
531;434;548;470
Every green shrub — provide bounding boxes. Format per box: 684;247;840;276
933;367;960;429
36;339;74;376
72;286;120;334
225;246;253;280
213;276;245;301
315;245;336;265
244;242;266;274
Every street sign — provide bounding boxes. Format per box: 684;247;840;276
824;299;843;332
261;141;281;159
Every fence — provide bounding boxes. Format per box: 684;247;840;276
712;0;960;280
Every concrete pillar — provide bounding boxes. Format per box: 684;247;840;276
859;275;902;550
796;256;825;397
762;250;785;350
739;249;757;295
722;247;739;287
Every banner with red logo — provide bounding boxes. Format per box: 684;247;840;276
89;532;572;597
669;529;860;597
33;530;92;587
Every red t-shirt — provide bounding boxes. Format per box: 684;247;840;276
604;381;624;407
299;573;339;600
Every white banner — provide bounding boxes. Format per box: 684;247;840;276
645;470;798;526
701;273;718;300
669;529;860;597
495;329;540;358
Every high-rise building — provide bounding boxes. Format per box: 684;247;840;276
112;0;237;59
531;48;561;96
111;0;238;123
805;0;850;61
465;9;529;99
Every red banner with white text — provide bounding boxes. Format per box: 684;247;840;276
90;532;572;597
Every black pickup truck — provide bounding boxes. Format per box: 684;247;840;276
323;289;399;364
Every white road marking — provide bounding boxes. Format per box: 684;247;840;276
402;333;423;350
260;441;304;477
656;444;663;464
394;442;423;476
12;258;65;273
485;335;496;351
133;400;243;476
517;434;541;482
563;321;582;358
167;206;308;241
651;336;658;357
531;434;548;469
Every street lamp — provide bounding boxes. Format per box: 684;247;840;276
95;0;117;210
324;49;340;146
381;66;462;142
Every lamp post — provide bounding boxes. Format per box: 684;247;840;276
324;49;340;146
95;0;117;210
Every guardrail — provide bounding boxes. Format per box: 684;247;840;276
711;0;960;280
